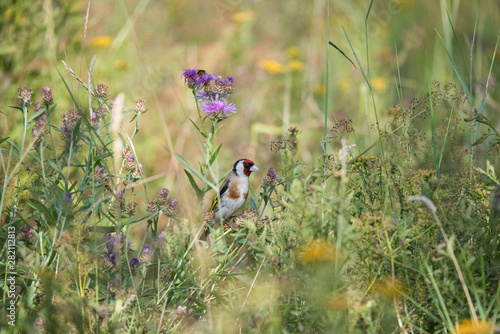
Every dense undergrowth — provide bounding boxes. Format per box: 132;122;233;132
1;1;500;333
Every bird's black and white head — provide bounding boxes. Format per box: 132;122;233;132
233;159;260;177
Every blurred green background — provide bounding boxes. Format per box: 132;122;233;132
1;0;499;206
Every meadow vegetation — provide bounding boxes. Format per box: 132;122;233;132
1;0;500;333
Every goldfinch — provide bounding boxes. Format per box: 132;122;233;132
209;159;260;224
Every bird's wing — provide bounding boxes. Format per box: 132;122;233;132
210;177;230;211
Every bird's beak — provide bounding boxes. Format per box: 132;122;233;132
250;165;260;172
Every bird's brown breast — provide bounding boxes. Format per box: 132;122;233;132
227;179;241;199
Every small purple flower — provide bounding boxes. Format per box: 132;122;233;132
143;246;150;254
197;73;213;86
32;127;39;136
182;68;197;83
97;165;106;174
34;102;41;112
23;225;31;232
158;231;167;239
60;123;71;134
267;167;276;179
127;155;135;162
169;199;178;207
64;193;72;204
224;77;234;85
117;190;124;199
41;86;53;105
108;253;116;266
91;112;97;122
38;117;46;127
160;188;169;197
129;257;139;270
201;99;236;116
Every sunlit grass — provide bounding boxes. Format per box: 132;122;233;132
1;0;500;332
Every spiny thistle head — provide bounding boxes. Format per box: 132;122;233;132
134;98;147;114
17;86;34;106
96;83;108;98
41;86;53;105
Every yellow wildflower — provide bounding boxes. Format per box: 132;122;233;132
288;60;304;72
371;76;388;94
232;11;255;23
90;35;113;47
287;46;302;59
372;279;405;300
260;59;284;75
298;239;337;265
455;319;494;334
313;84;326;96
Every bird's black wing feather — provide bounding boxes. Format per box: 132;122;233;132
210;177;230;211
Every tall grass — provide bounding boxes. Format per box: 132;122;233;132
1;0;500;333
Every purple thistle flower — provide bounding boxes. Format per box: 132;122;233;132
23;225;31;232
160;188;169;197
97;165;106;174
197;73;213;86
34;102;41;112
267;167;277;178
129;257;139;270
169;199;178;207
117;190;124;199
41;86;53;105
224;77;234;85
143;246;150;254
201;99;236;116
158;231;167;239
182;68;197;83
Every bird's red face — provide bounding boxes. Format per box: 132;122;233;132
242;159;260;176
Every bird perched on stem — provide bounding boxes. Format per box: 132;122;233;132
208;159;260;225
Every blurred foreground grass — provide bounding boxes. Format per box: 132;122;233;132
1;0;500;333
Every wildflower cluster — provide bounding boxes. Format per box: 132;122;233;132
94;165;110;184
182;68;236;120
145;188;178;217
331;119;355;139
60;108;81;144
121;146;142;179
101;233;142;274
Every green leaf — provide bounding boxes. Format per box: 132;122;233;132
189;119;206;138
27;109;47;124
47;157;64;176
328;41;356;68
209;143;223;165
175;153;216;189
184;169;203;199
28;199;56;225
472;133;492;146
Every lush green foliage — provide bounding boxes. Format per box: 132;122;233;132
1;1;500;333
